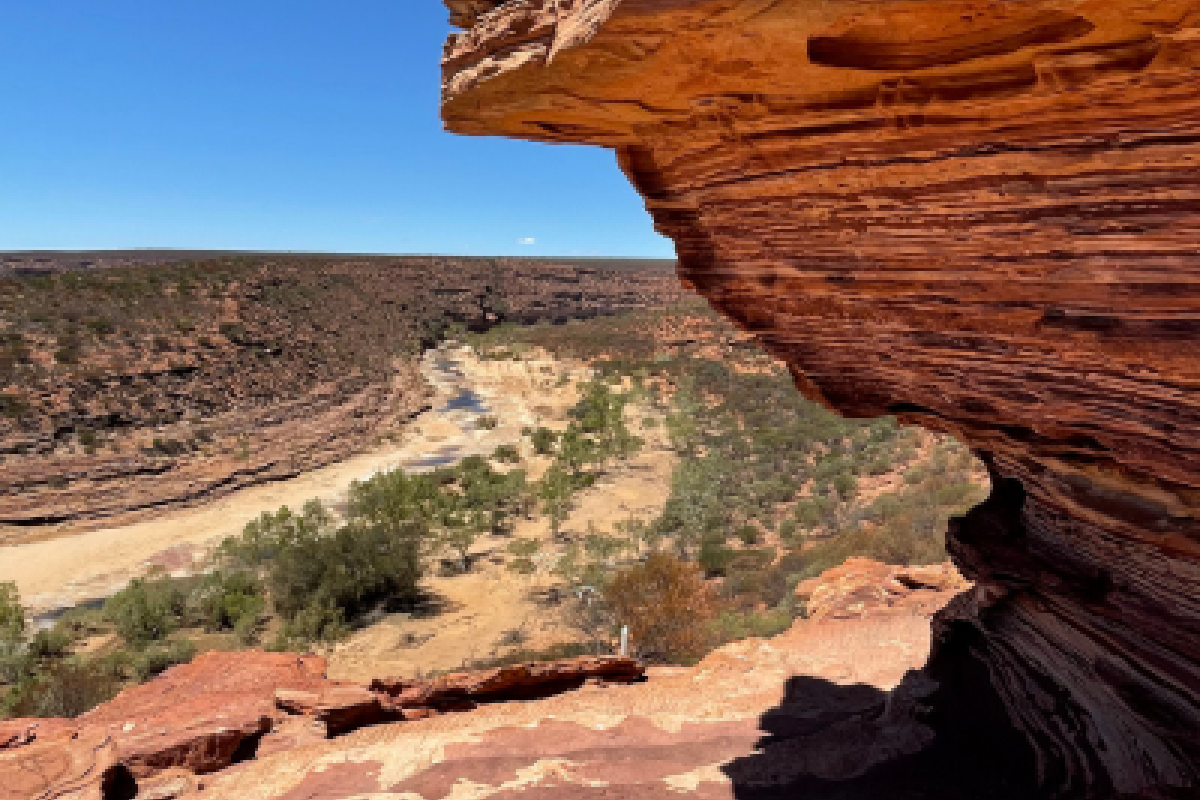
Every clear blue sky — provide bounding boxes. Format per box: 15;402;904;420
0;1;674;257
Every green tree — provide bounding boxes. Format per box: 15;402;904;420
538;463;573;537
103;571;189;647
0;582;24;644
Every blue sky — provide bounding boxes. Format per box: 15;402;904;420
0;1;673;257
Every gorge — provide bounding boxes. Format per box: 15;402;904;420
439;1;1200;797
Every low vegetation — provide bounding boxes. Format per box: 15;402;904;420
472;304;987;664
0;376;647;717
2;301;989;717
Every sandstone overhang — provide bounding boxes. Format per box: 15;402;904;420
441;1;1200;797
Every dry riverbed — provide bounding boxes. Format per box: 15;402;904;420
0;344;678;677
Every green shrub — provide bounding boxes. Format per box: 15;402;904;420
530;427;558;456
103;572;188;646
0;583;24;644
0;393;25;417
2;659;122;719
697;538;736;578
507;557;536;575
735;525;760;546
192;570;264;638
130;639;197;681
27;628;73;660
218;322;247;341
218;499;429;644
78;428;99;453
491;444;521;463
53;344;80;364
86;316;115;336
710;606;795;645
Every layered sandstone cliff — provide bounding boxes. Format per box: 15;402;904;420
442;2;1200;797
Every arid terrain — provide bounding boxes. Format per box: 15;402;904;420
0;253;682;533
0;293;1001;800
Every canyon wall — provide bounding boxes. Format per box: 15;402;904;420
0;256;681;534
441;1;1200;797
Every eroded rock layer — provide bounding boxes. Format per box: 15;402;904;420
442;2;1200;797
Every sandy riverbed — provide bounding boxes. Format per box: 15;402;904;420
0;344;592;618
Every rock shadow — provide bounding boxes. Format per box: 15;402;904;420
724;671;1037;800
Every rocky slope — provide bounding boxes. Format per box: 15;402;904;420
441;1;1200;797
0;559;963;800
0;255;682;534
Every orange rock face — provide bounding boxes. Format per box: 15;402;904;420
441;2;1200;797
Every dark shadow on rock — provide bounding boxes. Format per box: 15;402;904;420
725;670;1039;800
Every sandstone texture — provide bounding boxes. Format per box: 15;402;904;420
0;650;646;799
796;557;970;621
195;586;949;800
0;255;681;534
441;2;1200;797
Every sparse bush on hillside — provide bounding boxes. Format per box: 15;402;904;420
603;552;717;664
3;659;123;719
496;305;985;658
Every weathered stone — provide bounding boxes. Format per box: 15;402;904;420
75;651;329;778
441;1;1200;796
369;655;644;711
0;718;76;751
0;731;118;800
796;558;969;621
274;685;392;734
199;605;949;800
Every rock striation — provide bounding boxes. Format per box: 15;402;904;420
441;1;1200;797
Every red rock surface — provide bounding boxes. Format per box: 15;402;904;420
196;595;952;800
796;558;969;621
440;1;1200;797
0;731;117;800
370;655;645;711
0;574;964;799
0;717;76;750
0;652;647;798
75;651;329;778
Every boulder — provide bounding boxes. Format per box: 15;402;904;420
796;559;969;621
